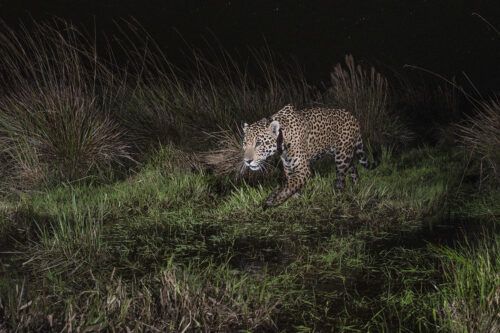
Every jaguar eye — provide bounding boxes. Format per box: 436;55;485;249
255;140;262;147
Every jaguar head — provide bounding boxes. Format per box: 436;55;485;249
241;118;282;171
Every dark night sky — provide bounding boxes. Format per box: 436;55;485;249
1;0;499;90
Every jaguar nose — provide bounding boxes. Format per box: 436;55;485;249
244;158;253;165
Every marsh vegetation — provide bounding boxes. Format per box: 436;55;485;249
0;21;498;332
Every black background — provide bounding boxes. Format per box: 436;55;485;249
1;0;499;91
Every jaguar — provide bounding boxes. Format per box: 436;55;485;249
242;104;376;209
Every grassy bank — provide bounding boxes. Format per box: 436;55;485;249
0;20;499;332
1;145;498;331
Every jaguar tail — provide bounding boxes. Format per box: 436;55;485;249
355;138;379;170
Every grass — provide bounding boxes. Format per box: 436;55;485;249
0;19;498;332
456;97;500;186
327;55;412;150
433;235;499;333
0;21;132;190
1;145;498;331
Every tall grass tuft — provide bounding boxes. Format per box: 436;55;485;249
456;98;500;185
24;197;107;278
327;55;411;149
434;235;500;333
0;21;132;190
201;129;247;176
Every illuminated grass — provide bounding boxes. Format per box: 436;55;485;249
1;146;498;331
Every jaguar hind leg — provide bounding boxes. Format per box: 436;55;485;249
334;147;354;190
348;164;359;184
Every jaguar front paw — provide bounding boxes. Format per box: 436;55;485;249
262;196;277;210
262;200;273;210
335;178;345;191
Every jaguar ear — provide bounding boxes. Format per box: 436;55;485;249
269;120;280;137
242;122;249;134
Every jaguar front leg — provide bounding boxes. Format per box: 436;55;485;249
262;185;282;209
262;160;310;209
263;182;305;209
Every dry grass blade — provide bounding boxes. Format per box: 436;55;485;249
455;98;500;185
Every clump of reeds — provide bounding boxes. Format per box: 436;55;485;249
0;21;132;190
201;129;246;176
456;98;500;185
327;55;411;149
